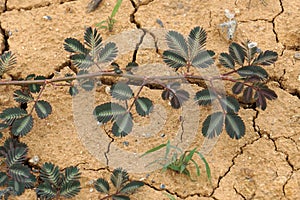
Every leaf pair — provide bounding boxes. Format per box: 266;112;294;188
94;82;153;137
64;27;118;70
163;26;215;70
94;168;144;200
36;162;81;199
161;82;189;109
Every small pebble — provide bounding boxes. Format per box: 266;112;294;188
160;133;165;137
29;155;40;165
123;141;129;146
294;52;300;60
160;183;166;189
43;15;52;20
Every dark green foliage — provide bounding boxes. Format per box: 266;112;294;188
0;51;16;76
11;115;33;136
202;112;224;138
13;90;34;103
36;162;81;199
163;26;215;70
35;100;52;119
28;75;46;93
194;89;217;105
161;83;189;109
0;138;36;197
141;140;211;181
135;97;153;116
110;82;133;100
94;168;144;199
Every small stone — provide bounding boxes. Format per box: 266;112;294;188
123;141;129;146
43;15;52;20
89;188;93;192
160;133;165;137
29;155;40;165
160;183;166;189
294;52;300;60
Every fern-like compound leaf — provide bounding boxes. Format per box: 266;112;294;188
80;79;95;91
13;90;34;103
40;162;61;187
194;89;217;105
111;168;129;190
64;38;89;54
112;113;133;137
219;96;240;113
111;195;130;200
62;166;81;184
6;146;28;167
191;50;215;68
252;50;278;65
8;164;30;183
60;180;81;198
35;100;52;119
188;26;207;59
97;42;118;63
219;52;235;69
225;113;245;139
93;102;127;124
135;97;153;116
170;89;189;109
119;181;144;194
232;82;244;94
202;112;224;138
11;115;33;136
8;179;25;196
229;42;245;66
163;50;186;69
23;173;36;189
110;82;133;101
166;30;189;59
84;27;103;57
243;86;253;103
0;51;16;76
237;65;268;80
36;181;57;199
0;107;27;125
94;178;110;194
0;172;8;186
70;54;94;69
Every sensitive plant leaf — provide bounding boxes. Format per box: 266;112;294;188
161;89;170;100
219;52;235;69
252;50;278;65
94;178;110;194
188;26;207;59
0;172;8;186
97;42;118;63
194;89;217;105
111;168;129;190
202;112;224;138
6;146;28;167
8;164;31;183
84;27;103;57
225;113;245;139
8;179;25;196
93;102;127;124
36;181;57;199
13;90;34;103
80;79;95;91
163;50;187;69
258;87;277;100
243;86;253;103
110;82;133;101
112;113;133;137
35;100;52;119
11;115;33;136
119;181;144;194
0;51;17;76
28;75;46;93
26;74;36;80
0;107;27;125
170;90;189;109
191;50;215;68
135;97;153;116
232;82;244;94
255;91;267;110
63;166;81;184
23;173;36;189
166;30;188;58
229;42;245;66
60;180;81;198
237;65;268;80
64;38;89;54
219;96;240;113
70;54;94;69
111;195;130;200
40;162;61;187
69;86;79;96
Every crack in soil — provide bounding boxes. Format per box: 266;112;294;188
272;0;284;43
0;24;10;53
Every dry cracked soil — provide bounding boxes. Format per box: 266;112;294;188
0;0;299;199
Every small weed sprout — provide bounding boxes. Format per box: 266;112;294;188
94;168;144;200
96;0;122;32
141;140;211;181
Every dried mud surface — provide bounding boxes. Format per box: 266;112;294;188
0;0;299;199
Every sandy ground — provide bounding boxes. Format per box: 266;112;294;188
0;0;299;199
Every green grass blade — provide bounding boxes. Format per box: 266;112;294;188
197;152;211;183
190;159;200;176
140;143;167;157
111;0;122;18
